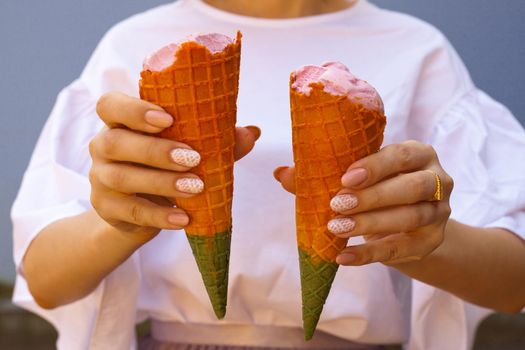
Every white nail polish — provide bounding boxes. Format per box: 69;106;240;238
327;218;356;234
170;148;201;167
175;178;204;194
330;194;358;212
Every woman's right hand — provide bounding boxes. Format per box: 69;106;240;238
89;92;203;237
89;92;260;239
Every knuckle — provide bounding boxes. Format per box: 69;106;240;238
89;131;107;158
96;92;120;117
130;203;144;224
423;143;437;157
386;244;401;261
394;143;414;168
441;204;452;219
88;167;98;185
427;230;445;251
90;192;101;211
88;138;97;158
96;92;114;116
90;193;108;219
107;167;126;190
100;129;121;157
443;173;454;192
145;137;160;161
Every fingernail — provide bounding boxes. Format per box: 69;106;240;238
336;253;356;265
245;125;261;141
330;194;358;212
168;213;189;226
327;217;356;234
175;178;204;194
145;110;173;128
342;168;368;187
170;148;201;168
273;166;288;181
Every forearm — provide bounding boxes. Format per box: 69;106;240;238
23;209;151;309
393;219;525;313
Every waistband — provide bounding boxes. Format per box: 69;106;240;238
151;320;385;349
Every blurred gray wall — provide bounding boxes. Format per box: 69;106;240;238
1;0;524;281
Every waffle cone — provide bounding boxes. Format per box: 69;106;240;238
139;32;242;319
290;79;386;339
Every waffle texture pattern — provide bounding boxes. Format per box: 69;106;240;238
290;79;386;339
139;32;242;319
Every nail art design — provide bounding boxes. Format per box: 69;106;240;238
171;148;201;167
330;194;358;212
327;218;355;234
176;178;204;194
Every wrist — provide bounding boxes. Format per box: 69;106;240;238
88;210;159;258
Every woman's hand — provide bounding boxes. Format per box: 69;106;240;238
90;91;260;238
274;140;454;266
23;91;260;309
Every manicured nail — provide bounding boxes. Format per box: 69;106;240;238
245;125;261;141
170;148;201;168
336;253;356;265
327;217;356;234
175;178;204;194
145;110;173;128
341;168;368;187
330;194;358;212
273;166;288;181
168;213;189;226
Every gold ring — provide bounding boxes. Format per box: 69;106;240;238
426;170;443;201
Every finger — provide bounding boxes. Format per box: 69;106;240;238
94;162;204;198
336;230;442;266
91;128;200;171
331;170;439;214
93;192;189;230
342;140;436;189
273;166;296;194
234;125;261;161
96;92;173;133
327;202;445;238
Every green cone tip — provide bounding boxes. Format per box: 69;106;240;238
298;249;339;340
187;229;232;319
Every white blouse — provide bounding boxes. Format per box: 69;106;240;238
11;0;525;349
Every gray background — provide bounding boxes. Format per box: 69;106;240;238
1;0;524;282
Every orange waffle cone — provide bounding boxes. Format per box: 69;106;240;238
290;79;386;339
139;32;242;319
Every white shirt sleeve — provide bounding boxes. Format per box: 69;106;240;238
11;79;96;273
432;89;525;237
407;40;525;349
11;26;141;349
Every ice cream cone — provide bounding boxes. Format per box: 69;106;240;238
290;63;386;339
139;31;242;319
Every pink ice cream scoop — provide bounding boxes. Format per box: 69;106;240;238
291;61;384;111
143;33;234;72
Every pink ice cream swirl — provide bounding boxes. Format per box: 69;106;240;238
291;61;384;112
143;32;235;72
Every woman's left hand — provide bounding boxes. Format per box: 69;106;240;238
274;140;454;266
